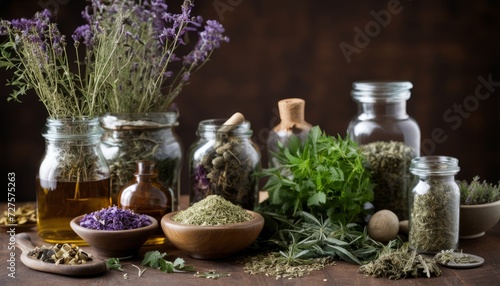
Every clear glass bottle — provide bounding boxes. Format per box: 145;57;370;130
188;119;261;210
409;156;460;253
118;160;173;245
266;98;312;168
100;112;182;209
37;118;111;244
346;81;420;220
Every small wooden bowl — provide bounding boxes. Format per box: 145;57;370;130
70;215;158;259
161;210;264;259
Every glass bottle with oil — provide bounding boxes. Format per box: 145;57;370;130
37;118;111;244
118;160;174;245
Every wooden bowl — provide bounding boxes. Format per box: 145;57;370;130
161;210;264;259
70;215;158;259
459;200;500;239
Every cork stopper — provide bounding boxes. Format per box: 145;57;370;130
275;98;309;131
219;112;245;132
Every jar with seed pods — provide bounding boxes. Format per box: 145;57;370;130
188;113;261;210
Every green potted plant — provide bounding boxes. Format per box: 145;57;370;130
457;176;500;239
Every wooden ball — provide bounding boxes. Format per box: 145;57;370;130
367;210;399;243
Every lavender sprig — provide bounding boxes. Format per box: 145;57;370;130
73;0;229;113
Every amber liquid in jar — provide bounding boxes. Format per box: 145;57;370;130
36;177;111;244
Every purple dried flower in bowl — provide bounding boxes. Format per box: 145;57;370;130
70;207;158;259
79;206;152;230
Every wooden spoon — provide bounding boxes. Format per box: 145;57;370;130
15;233;107;276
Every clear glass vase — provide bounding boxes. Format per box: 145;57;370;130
37;117;111;244
100;112;183;209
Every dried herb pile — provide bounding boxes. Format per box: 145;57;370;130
358;244;441;279
28;243;92;265
244;211;400;279
173;195;253;225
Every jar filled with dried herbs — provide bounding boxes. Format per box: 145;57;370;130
409;156;460;253
100;112;182;209
188;113;261;210
347;81;420;220
37;118;111;244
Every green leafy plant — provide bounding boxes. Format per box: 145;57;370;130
260;126;374;223
458;176;500;205
141;250;195;273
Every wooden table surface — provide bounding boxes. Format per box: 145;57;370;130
1;199;499;286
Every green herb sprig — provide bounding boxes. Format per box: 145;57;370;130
141;251;195;273
458;176;500;205
244;211;401;279
260;126;374;223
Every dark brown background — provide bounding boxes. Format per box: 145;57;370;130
1;0;499;202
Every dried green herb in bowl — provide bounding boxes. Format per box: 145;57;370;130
161;195;264;259
172;195;253;226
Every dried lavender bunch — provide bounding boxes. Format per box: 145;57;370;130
75;0;229;113
0;10;108;119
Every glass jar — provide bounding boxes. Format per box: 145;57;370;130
189;119;261;210
266;98;312;168
100;112;182;209
409;156;460;253
346;81;420;220
37;118;111;244
118;160;174;245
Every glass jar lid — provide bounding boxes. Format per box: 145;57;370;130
351;81;413;103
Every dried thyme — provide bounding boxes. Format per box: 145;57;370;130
243;252;335;280
358;244;441;279
172;195;253;225
434;250;480;265
360;141;415;220
409;177;459;253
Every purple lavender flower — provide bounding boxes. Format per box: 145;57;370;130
194;164;210;190
72;24;93;47
79;206;152;231
183;20;229;66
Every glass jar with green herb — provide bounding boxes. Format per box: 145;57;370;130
409;156;460;253
347;81;420;220
188;118;261;210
